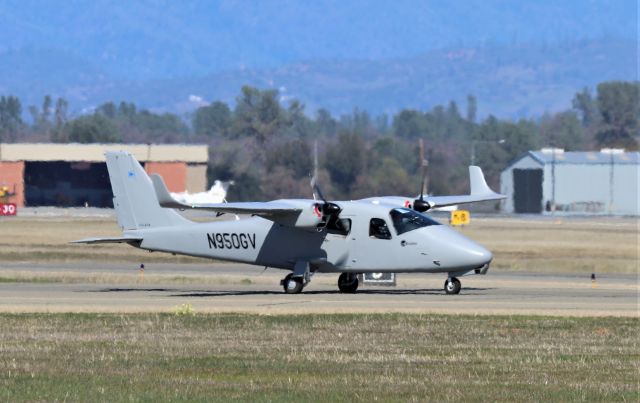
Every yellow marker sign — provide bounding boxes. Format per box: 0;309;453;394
450;210;470;226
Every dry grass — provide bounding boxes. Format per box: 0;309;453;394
0;215;637;273
0;313;637;402
455;216;638;273
0;217;208;264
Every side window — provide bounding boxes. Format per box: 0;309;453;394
369;218;392;240
326;216;352;236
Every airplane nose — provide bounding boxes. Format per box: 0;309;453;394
473;244;493;265
457;239;492;266
428;226;493;270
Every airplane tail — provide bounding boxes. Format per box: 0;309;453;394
105;151;190;230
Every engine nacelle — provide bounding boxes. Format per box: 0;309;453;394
269;200;326;229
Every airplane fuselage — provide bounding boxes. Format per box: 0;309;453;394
126;201;492;276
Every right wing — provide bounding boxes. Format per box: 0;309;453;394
361;166;505;210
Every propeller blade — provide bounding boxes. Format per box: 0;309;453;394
413;138;430;212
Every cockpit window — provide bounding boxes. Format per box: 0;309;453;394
369;218;392;240
389;208;441;235
326;216;352;236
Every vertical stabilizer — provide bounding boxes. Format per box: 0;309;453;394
105;151;189;230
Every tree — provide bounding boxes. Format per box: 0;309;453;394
316;108;337;137
285;100;315;138
66;114;121;143
393;109;427;139
325;131;367;195
50;98;69;142
97;102;117;119
539;111;587;150
466;94;477;123
0;95;23;140
193;101;232;137
595;81;639;148
232;86;286;143
572;87;598;127
266;139;313;179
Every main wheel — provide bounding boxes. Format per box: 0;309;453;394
338;273;359;293
282;274;303;294
444;277;461;295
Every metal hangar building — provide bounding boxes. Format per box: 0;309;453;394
0;143;208;207
500;148;639;215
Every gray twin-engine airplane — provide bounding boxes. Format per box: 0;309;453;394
74;151;505;295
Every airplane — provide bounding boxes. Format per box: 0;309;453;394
74;151;505;295
170;180;233;204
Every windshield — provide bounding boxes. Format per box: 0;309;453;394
389;208;441;235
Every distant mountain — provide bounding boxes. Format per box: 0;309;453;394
1;0;635;79
1;39;635;119
0;0;636;118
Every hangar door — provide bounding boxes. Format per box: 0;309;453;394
513;169;543;213
24;161;113;207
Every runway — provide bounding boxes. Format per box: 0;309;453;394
0;262;637;316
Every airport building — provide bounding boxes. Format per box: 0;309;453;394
500;148;639;215
0;143;208;207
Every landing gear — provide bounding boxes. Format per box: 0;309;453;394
282;273;304;294
444;277;461;295
338;273;359;293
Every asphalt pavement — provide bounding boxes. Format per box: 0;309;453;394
0;262;637;316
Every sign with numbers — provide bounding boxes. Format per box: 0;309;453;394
0;203;17;216
450;210;470;226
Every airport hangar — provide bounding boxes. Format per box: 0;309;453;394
500;148;639;215
0;143;208;208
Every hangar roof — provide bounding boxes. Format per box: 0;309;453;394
0;143;208;163
504;149;639;171
529;150;639;165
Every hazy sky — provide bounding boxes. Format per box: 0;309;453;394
0;0;636;79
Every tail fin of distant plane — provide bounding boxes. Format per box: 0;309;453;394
105;151;190;230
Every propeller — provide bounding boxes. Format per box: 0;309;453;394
310;141;341;219
312;180;341;216
413;139;431;213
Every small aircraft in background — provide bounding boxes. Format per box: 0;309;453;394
171;180;233;204
74;151;505;295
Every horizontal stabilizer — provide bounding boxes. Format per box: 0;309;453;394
70;237;142;245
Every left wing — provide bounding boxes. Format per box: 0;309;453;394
151;174;323;228
361;166;505;210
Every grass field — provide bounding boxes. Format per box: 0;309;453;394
0;313;638;402
0;215;637;273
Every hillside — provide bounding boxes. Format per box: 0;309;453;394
1;39;635;118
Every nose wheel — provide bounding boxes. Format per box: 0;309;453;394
338;273;359;293
444;277;461;295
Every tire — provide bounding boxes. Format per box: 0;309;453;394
444;277;461;295
338;273;359;293
283;274;303;294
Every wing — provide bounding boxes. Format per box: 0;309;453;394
150;174;324;228
361;166;505;210
70;237;142;245
151;174;303;215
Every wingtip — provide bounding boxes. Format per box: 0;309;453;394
150;174;187;209
469;166;497;196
